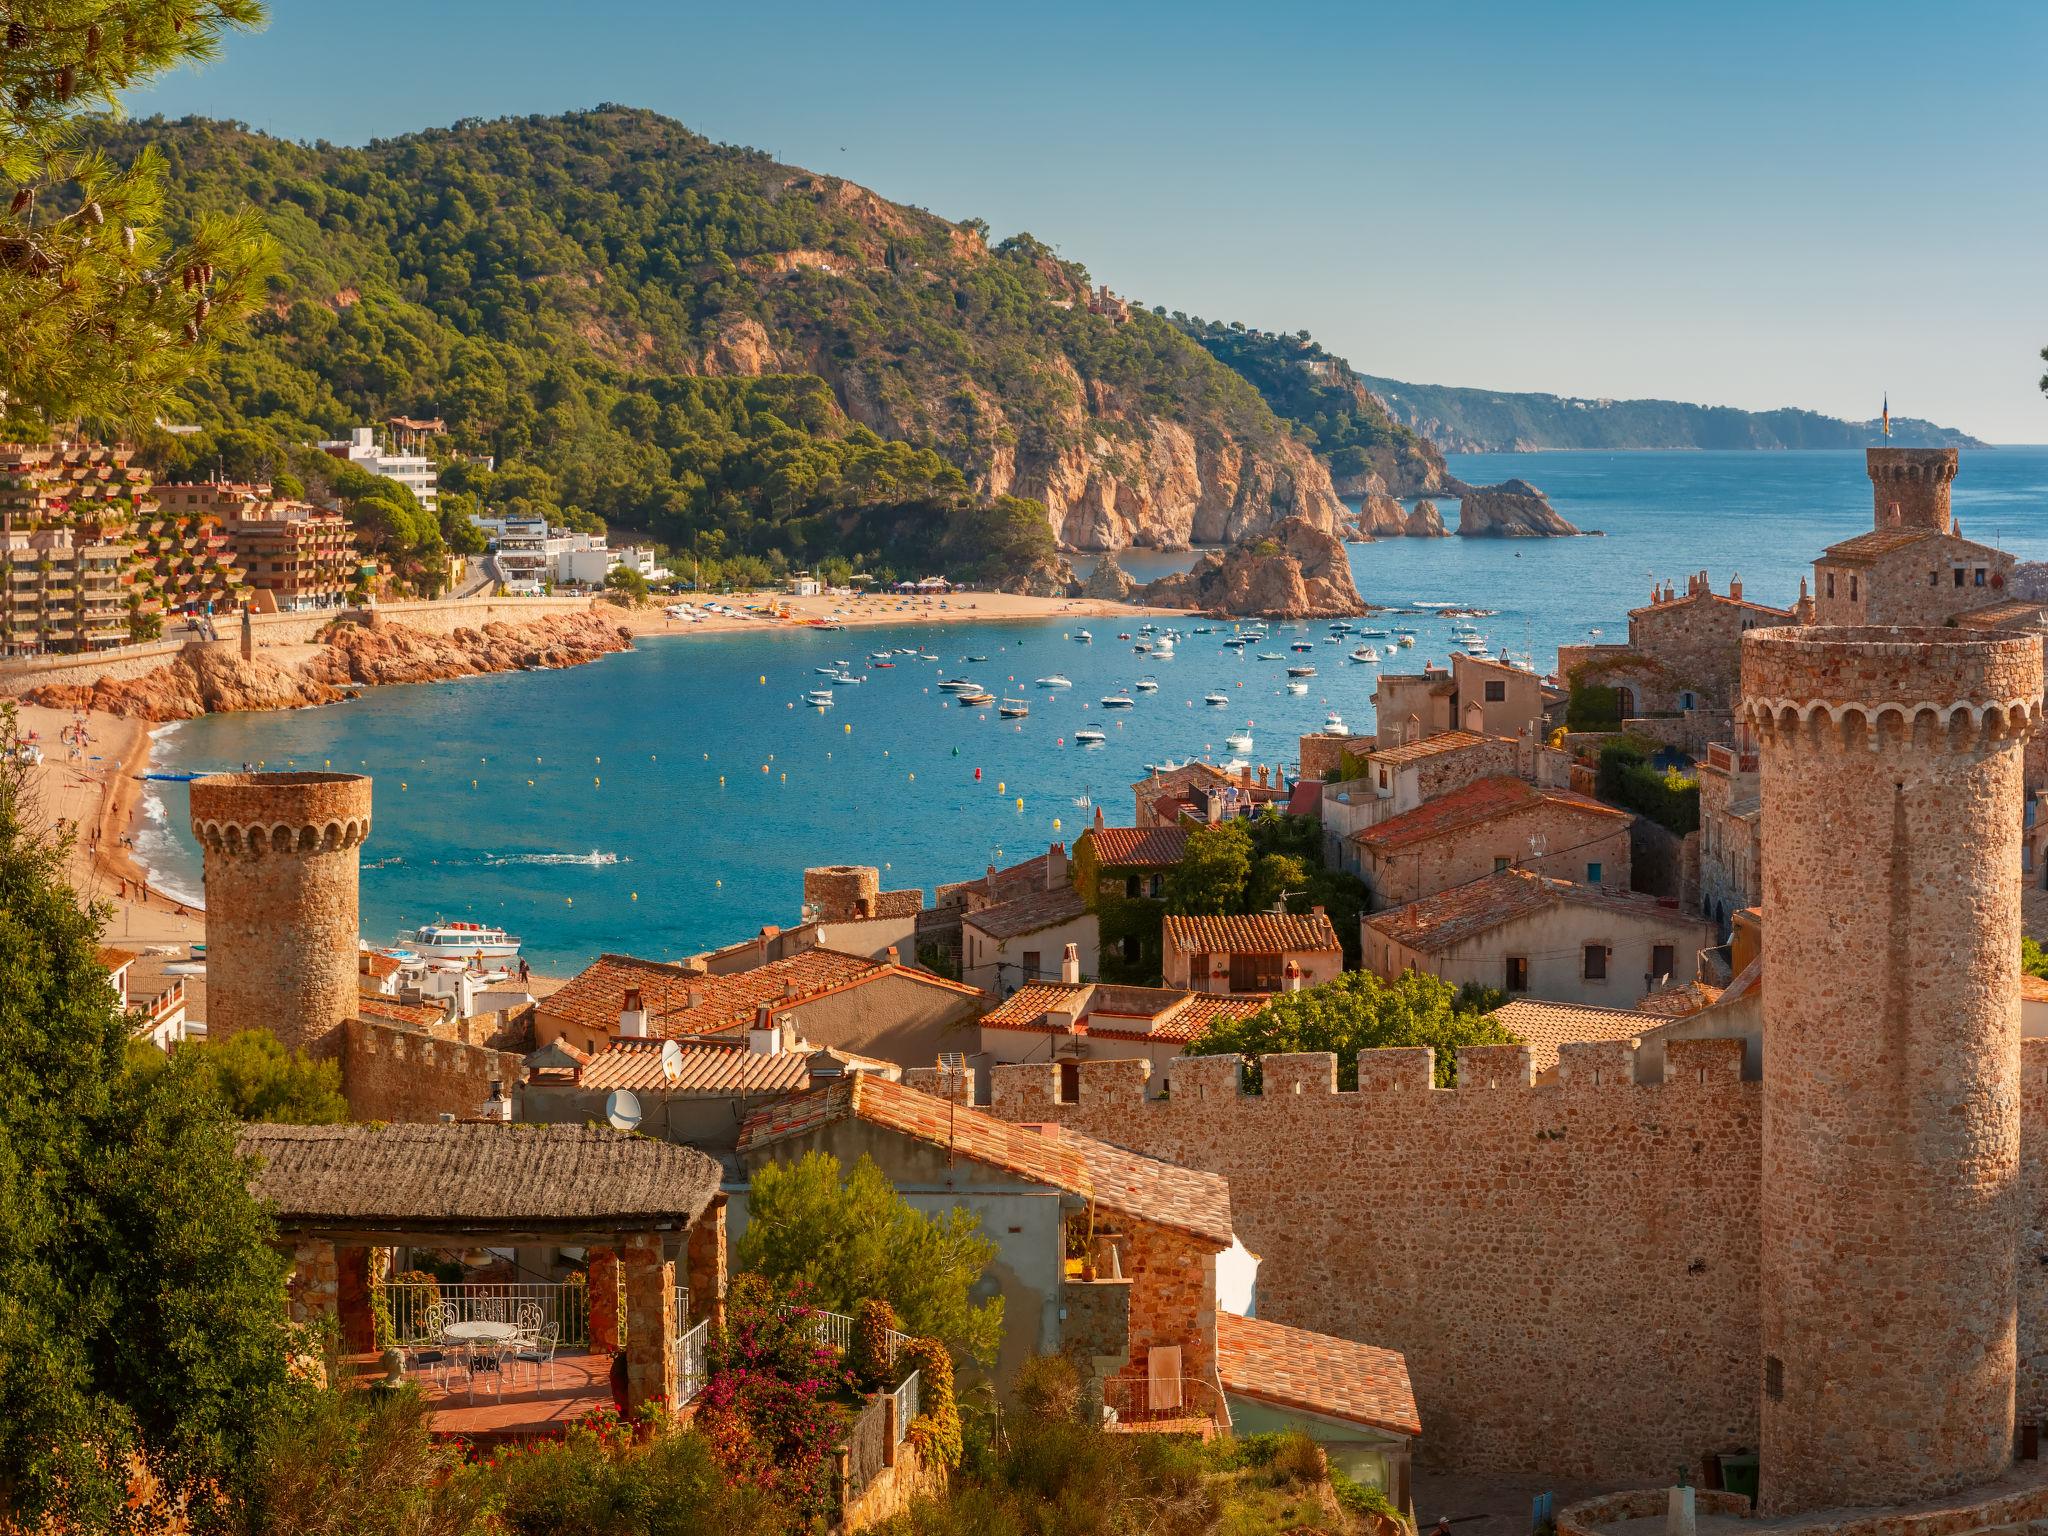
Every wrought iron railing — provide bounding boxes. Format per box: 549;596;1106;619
804;1308;915;1368
673;1318;710;1404
891;1369;921;1442
1099;1375;1231;1429
379;1280;590;1348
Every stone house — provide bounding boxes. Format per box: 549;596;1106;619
1350;775;1635;910
736;1071;1421;1503
1130;762;1239;827
1811;525;2014;626
1448;652;1550;742
1161;911;1344;994
960;884;1098;996
1557;572;1797;724
1318;731;1520;872
1696;734;1761;933
1371;666;1457;748
1071;818;1192;980
974;980;1266;1076
533;948;987;1069
1363;868;1715;1006
519;1030;900;1150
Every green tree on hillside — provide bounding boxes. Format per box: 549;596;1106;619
2;0;272;435
128;1028;348;1124
736;1150;1003;1365
1185;970;1512;1090
0;706;291;1521
1163;821;1253;916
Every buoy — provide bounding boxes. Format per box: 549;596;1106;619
974;767;981;780
595;776;601;787
1015;797;1024;810
1053;817;1062;830
566;897;573;905
844;723;852;733
715;879;722;888
527;779;534;786
703;752;709;760
762;764;769;773
759;676;766;685
909;772;915;781
401;782;407;790
781;772;787;781
471;779;477;788
719;775;726;785
997;782;1005;794
631;892;638;901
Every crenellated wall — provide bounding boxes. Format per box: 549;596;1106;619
341;1017;525;1123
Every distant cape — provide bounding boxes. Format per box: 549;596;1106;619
1359;378;1985;453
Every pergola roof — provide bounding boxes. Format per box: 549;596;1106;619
240;1121;723;1241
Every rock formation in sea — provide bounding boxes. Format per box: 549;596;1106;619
1404;499;1448;537
1455;479;1581;537
1078;553;1138;600
1353;473;1411;540
1138;516;1365;618
26;611;633;721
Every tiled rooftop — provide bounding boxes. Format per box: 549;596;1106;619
1955;600;2048;631
1130;762;1236;798
1367;729;1495;767
737;1075;1234;1246
979;981;1265;1043
1633;979;1724;1020
543;947;982;1040
1353;776;1628;854
358;996;450;1030
1215;1311;1420;1438
963;883;1090;940
1485;998;1662;1075
97;945;140;973
571;1037;892;1095
1087;824;1193;868
1367;869;1696;955
1627;591;1794;620
1162;912;1341;957
1818;526;1941;565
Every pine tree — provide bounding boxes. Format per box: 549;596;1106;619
1;0;271;435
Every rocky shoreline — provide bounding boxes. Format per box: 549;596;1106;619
24;610;635;722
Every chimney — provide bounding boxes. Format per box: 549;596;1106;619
885;944;900;966
1045;841;1067;890
986;863;998;892
1729;572;1742;601
477;1078;511;1122
1093;804;1105;832
685;987;704;1011
618;986;648;1038
749;1003;783;1055
1283;959;1304;993
1061;942;1081;984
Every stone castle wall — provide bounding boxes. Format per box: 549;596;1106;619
340;1017;526;1122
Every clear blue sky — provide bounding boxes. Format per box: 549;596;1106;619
135;0;2048;441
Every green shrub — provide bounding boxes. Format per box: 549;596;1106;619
1566;682;1623;731
1331;1466;1403;1523
1267;1429;1325;1489
1010;1353;1082;1426
1597;740;1700;836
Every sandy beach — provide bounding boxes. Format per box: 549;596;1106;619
602;586;1188;639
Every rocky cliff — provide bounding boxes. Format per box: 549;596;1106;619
1405;499;1449;537
27;612;632;721
1138;517;1365;618
1455;479;1581;537
1079;553;1138;600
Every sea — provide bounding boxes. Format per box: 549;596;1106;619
139;448;2048;972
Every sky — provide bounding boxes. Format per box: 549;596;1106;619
133;0;2048;442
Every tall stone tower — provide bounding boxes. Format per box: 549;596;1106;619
1866;446;1957;533
1742;626;2040;1514
189;771;373;1056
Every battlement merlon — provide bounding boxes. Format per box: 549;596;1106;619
1741;626;2043;752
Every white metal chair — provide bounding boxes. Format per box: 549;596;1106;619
512;1320;560;1388
402;1301;452;1387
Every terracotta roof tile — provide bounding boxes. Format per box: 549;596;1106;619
1626;591;1795;621
980;982;1094;1032
1634;980;1724;1020
1162;912;1340;957
981;982;1268;1044
544;947;982;1041
97;945;140;973
574;1037;894;1095
358;996;450;1029
738;1076;1233;1246
1087;824;1192;868
1130;762;1236;798
1819;526;1941;565
1215;1311;1420;1438
1485;998;1660;1074
1366;730;1495;767
962;884;1090;941
359;950;403;980
1353;776;1629;854
1367;869;1704;955
1955;600;2048;631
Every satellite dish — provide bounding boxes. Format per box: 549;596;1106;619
605;1089;642;1133
660;1039;683;1085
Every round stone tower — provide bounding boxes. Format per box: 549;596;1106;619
1866;446;1957;533
189;771;373;1056
1742;626;2041;1514
803;864;880;922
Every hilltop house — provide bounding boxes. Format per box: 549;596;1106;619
1350;776;1634;910
1161;911;1343;994
1364;868;1714;1006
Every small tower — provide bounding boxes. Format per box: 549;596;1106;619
803;864;880;922
189;771;373;1056
1742;626;2041;1513
1865;446;1957;534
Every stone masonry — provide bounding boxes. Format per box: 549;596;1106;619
189;771;372;1055
1742;625;2042;1513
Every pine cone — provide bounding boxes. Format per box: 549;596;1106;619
56;65;75;99
8;188;29;216
4;22;27;52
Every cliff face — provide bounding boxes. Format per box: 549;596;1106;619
1405;499;1449;537
1456;479;1581;537
26;612;633;721
1138;517;1365;618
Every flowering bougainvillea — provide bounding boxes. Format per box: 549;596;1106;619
696;1274;850;1522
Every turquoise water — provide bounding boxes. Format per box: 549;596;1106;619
144;448;2048;971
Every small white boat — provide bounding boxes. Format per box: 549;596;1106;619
1322;711;1347;733
1133;641;1151;653
1145;757;1187;773
958;690;996;707
1257;652;1283;662
815;665;841;675
1074;727;1107;745
404;921;522;959
829;671;863;685
1074;630;1092;643
1290;642;1315;653
939;677;978;692
1152;636;1175;656
1350;646;1380;663
1397;634;1416;648
1286;680;1309;695
805;689;835;707
1226;730;1254;752
1035;675;1073;688
869;652;894;663
1100;694;1135;709
1287;664;1317;678
1204;692;1229;706
1134;677;1160;692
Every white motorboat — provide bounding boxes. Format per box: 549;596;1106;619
1204;692;1229;706
1074;630;1092;643
1286;681;1309;695
404;921;522;960
815;665;841;675
1226;730;1254;752
805;689;835;707
1287;664;1317;678
1074;727;1107;745
1035;674;1073;688
1152;636;1176;656
1100;694;1135;709
1290;642;1315;653
1350;646;1380;663
1322;711;1347;733
1134;678;1160;692
829;671;863;685
939;677;979;692
1397;634;1416;648
1257;652;1283;662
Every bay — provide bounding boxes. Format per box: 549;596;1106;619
143;447;2048;972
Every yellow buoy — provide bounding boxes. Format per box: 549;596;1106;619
780;772;786;782
909;772;915;781
631;892;638;901
471;779;478;788
845;723;852;733
527;779;534;786
759;675;766;685
595;777;601;787
997;782;1005;794
1053;817;1062;831
715;879;723;888
566;897;573;905
719;775;726;785
400;782;407;790
1015;797;1024;810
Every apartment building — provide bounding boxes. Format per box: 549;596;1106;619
0;443;146;655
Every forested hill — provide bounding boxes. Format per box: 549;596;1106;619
92;108;1346;580
1359;377;1985;452
1169;322;1454;497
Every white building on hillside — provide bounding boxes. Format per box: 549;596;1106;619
319;427;438;516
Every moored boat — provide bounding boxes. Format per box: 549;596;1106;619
404;921;522;959
999;698;1029;718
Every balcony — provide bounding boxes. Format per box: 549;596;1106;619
1100;1374;1231;1435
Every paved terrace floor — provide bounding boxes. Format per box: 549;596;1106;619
347;1349;614;1442
1577;1459;2048;1536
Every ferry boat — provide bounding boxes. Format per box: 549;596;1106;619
405;921;522;960
1287;664;1317;678
1204;692;1229;706
999;698;1030;718
1074;726;1107;745
1035;674;1073;688
1100;694;1135;709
